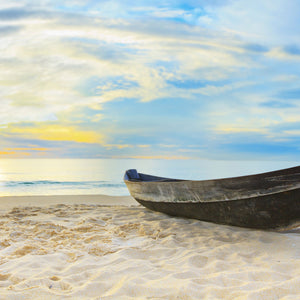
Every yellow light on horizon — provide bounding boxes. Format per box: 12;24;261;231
9;124;104;144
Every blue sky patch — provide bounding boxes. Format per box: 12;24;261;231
276;88;300;99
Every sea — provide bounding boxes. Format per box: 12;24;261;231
0;159;299;197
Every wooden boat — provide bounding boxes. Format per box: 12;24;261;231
124;166;300;229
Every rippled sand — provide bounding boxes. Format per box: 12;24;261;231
0;196;299;299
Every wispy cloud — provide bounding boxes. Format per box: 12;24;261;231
0;0;300;159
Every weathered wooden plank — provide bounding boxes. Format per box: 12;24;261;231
124;166;300;229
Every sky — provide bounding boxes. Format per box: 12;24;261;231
0;0;300;160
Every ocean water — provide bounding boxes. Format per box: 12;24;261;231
0;159;299;197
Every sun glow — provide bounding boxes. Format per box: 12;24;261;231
8;124;105;144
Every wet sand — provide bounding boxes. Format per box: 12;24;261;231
0;195;299;299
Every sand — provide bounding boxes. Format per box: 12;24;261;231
0;195;299;299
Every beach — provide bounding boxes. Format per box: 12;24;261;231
0;195;299;299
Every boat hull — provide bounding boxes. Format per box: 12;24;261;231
124;166;300;229
135;188;300;229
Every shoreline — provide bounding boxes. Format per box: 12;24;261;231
0;194;137;211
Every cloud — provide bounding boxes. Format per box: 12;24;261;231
0;25;23;35
0;0;299;159
266;47;300;61
1;123;105;144
5;147;50;151
0;7;36;20
128;155;190;160
205;0;300;45
0;146;51;158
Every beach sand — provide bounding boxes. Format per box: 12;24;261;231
0;195;299;299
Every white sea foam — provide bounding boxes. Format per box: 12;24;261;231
0;159;299;196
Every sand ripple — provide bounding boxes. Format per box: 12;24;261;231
0;203;299;299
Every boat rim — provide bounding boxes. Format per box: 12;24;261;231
124;165;300;184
